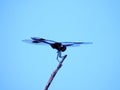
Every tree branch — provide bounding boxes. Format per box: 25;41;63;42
44;55;67;90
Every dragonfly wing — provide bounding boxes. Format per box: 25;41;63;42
62;42;93;46
31;37;45;41
43;39;57;44
31;37;56;44
22;39;49;45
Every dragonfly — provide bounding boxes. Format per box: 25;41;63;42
23;37;92;61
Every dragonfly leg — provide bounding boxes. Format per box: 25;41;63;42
57;51;64;62
56;54;60;62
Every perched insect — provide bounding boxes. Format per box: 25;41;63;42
23;37;92;61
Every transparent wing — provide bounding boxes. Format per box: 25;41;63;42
22;37;58;45
31;37;57;44
23;37;93;47
22;39;49;45
61;42;93;46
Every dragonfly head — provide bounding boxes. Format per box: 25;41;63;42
60;45;66;52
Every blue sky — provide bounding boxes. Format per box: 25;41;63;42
0;0;120;90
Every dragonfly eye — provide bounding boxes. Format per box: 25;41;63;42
60;46;66;52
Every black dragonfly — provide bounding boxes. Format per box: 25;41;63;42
23;37;92;61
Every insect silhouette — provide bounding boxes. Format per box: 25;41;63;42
23;37;92;61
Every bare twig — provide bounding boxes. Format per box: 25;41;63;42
44;55;67;90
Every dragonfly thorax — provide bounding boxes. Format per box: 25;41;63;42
50;42;66;52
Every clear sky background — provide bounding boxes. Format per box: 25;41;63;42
0;0;120;90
